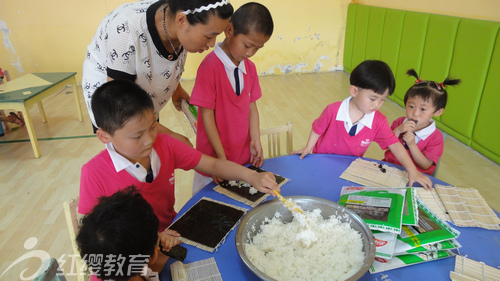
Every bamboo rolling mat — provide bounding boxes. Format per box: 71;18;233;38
450;256;500;281
416;188;452;222
434;185;500;230
171;257;222;281
340;159;409;187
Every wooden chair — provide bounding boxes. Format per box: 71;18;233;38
260;122;293;158
63;197;90;281
34;258;67;281
431;132;448;178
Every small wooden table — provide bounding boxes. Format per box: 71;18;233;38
0;72;83;158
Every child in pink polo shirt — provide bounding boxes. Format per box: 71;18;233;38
79;80;279;280
291;60;432;189
383;69;461;175
190;3;274;194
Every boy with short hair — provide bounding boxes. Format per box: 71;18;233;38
190;2;274;194
291;60;432;189
79;80;279;251
76;186;161;281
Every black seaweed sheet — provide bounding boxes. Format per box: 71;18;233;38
218;165;287;202
169;199;245;249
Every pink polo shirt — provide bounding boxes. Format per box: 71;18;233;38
312;102;398;157
190;51;261;175
79;133;202;231
383;116;444;175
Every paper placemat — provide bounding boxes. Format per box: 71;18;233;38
0;73;51;93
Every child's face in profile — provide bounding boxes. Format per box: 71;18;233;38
405;96;443;130
108;109;158;163
224;26;270;66
350;86;389;115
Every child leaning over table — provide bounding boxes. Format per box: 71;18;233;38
78;80;280;279
291;60;432;189
77;186;165;281
382;69;461;175
189;2;274;194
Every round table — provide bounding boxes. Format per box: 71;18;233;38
160;154;500;280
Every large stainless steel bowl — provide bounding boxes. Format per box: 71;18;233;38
235;196;376;281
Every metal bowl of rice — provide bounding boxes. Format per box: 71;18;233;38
235;196;375;281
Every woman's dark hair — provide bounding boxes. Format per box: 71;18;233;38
350;60;396;95
231;2;274;37
168;0;233;25
91;80;154;135
405;69;461;111
76;186;159;281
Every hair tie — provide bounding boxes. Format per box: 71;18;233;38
415;78;422;84
182;0;230;15
434;81;445;90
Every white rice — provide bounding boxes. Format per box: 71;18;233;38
244;209;365;281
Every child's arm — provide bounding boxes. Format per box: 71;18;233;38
249;102;263;167
290;129;321;159
200;107;226;184
388;142;432;190
401;132;434;170
159;229;182;252
194;154;279;195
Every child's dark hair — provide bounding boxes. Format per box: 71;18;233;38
350;60;396;95
230;2;274;37
76;186;159;281
405;69;461;111
92;80;154;135
168;0;233;25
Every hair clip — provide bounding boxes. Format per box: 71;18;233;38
182;0;230;15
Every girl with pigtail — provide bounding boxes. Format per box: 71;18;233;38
383;69;461;175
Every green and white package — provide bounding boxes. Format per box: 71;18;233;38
339;186;406;234
369;250;456;273
394;239;461;255
397;199;460;252
372;230;398;259
401;187;418;226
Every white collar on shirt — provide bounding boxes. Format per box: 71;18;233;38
214;42;247;74
105;142;160;182
404;117;436;143
336;96;375;133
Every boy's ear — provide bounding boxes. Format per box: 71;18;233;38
433;108;445;117
349;85;358;97
149;245;159;265
96;129;112;144
224;22;234;37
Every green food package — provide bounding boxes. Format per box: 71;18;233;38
372;230;398;259
339;187;406;234
402;187;418;226
394;239;461;255
369;250;456;273
397;199;460;251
